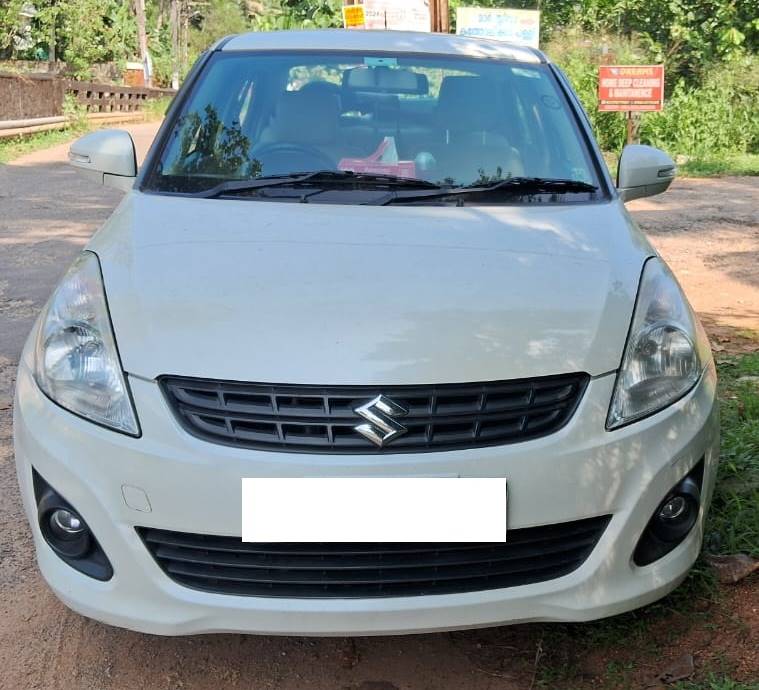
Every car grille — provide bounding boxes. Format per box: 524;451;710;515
138;516;610;598
160;373;589;453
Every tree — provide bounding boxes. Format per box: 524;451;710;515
134;0;150;84
0;1;28;53
3;0;756;92
186;0;248;56
248;0;342;30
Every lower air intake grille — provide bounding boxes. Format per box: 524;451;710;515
159;373;590;453
138;516;610;598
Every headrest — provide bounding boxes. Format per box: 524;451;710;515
436;76;500;132
268;89;340;145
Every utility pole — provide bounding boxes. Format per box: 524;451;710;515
430;0;450;33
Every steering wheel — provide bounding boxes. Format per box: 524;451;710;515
250;142;336;177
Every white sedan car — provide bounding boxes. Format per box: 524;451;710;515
14;30;718;636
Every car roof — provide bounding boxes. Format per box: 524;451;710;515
221;29;544;64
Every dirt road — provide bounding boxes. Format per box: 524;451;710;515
0;124;757;690
631;176;759;351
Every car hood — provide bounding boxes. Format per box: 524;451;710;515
89;193;653;384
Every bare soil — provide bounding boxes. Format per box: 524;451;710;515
0;124;756;689
631;176;759;353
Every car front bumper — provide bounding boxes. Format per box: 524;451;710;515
14;351;719;636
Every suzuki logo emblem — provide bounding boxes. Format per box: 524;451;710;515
354;395;408;447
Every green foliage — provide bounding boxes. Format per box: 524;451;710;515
2;0;757;164
0;126;86;165
188;0;248;56
547;28;648;151
173;104;252;175
142;95;174;121
679;154;759;177
0;0;27;52
673;675;759;690
641;55;759;156
248;0;343;31
451;0;757;78
549;28;759;158
8;0;136;77
708;354;759;557
62;92;88;128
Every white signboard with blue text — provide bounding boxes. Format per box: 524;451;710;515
456;7;540;49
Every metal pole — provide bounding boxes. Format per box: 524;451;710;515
626;111;634;145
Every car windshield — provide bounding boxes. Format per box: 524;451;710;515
145;50;601;199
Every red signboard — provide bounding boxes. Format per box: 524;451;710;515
598;65;664;112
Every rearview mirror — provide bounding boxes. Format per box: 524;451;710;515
343;66;429;95
617;144;676;202
68;129;137;192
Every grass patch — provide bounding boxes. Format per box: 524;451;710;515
0;125;88;165
708;354;759;556
601;152;759;180
673;675;759;690
143;95;174;121
679;154;759;178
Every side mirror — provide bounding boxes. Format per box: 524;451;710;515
68;129;137;192
617;144;676;202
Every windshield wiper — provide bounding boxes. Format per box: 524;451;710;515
369;177;599;206
197;170;444;199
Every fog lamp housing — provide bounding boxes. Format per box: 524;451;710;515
32;469;113;581
633;461;704;567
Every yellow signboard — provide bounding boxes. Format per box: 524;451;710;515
342;4;366;28
343;0;430;32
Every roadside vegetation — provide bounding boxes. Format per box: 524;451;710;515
0;126;86;164
674;678;759;690
678;154;759;178
1;1;757;175
709;354;759;557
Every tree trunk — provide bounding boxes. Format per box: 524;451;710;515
170;0;180;89
134;0;151;86
48;18;56;68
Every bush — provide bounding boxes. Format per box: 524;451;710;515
62;93;88;130
641;56;759;156
547;28;650;152
548;29;759;158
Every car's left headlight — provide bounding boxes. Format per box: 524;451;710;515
607;257;712;429
34;251;140;436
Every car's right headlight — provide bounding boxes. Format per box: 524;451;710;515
34;251;140;436
607;257;712;429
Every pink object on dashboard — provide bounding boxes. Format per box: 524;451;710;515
339;137;417;179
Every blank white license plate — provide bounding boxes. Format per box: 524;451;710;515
241;478;507;542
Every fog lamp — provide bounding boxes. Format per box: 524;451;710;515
633;462;704;566
658;495;687;521
650;478;700;543
49;509;86;539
